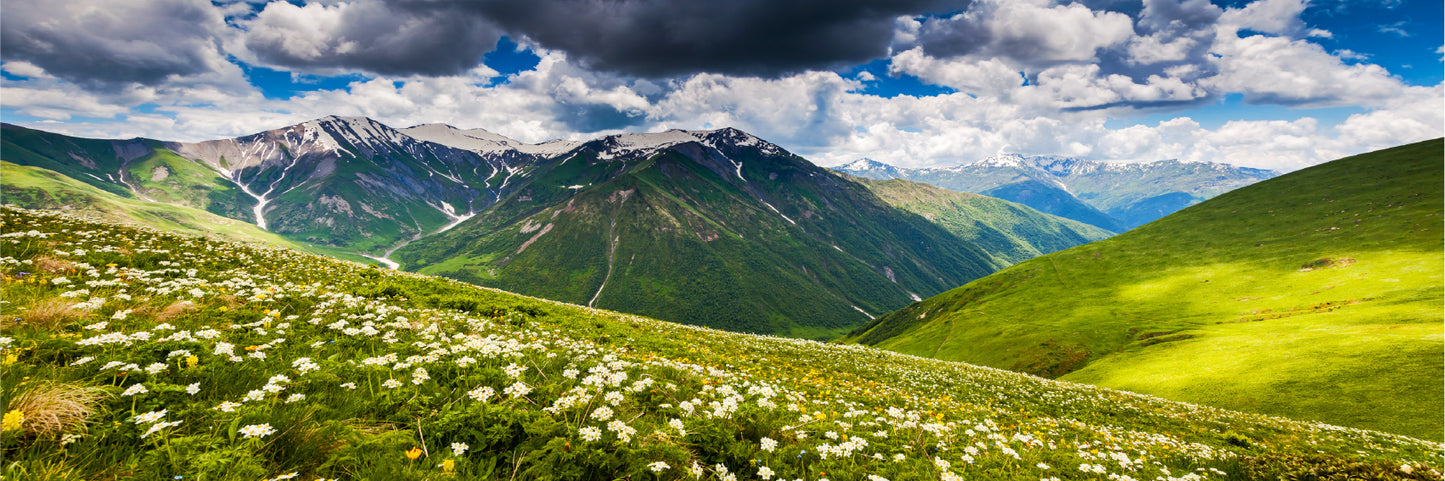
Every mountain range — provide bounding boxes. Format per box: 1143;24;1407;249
3;118;1105;337
835;155;1278;231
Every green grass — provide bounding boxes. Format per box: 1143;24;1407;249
849;139;1445;441
850;176;1114;265
0;161;370;264
0;206;1440;480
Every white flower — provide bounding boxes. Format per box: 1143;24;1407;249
1037;463;1050;470
468;386;495;402
142;420;181;438
243;390;266;402
239;423;276;438
648;461;670;473
760;437;777;452
340;382;357;390
382;379;402;389
285;394;305;403
144;363;167;375
121;384;147;396
451;442;469;456
503;363;526;378
579;426;602;442
132;409;167;424
215;401;241;412
757;466;774;480
186;383;200;395
591;406;613;421
412;367;429;385
503;381;531;398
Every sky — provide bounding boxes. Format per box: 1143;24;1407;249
0;0;1440;171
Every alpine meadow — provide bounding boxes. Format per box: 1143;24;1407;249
2;0;1444;479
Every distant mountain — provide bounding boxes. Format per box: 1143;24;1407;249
844;175;1113;265
394;128;1005;338
846;139;1445;440
834;154;1277;230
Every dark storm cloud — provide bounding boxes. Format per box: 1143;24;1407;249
453;0;960;78
0;0;228;89
241;1;503;76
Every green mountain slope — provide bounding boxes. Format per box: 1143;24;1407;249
982;180;1127;233
849;176;1114;265
0;161;367;263
2;206;1440;480
848;139;1445;440
397;131;1003;338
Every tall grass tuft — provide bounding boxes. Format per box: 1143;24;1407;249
18;299;86;329
7;381;110;436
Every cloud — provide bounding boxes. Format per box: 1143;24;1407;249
460;0;953;78
0;0;235;90
1376;21;1411;38
239;1;503;76
913;0;1136;65
1216;0;1305;35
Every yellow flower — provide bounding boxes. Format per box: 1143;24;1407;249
186;356;199;368
406;447;423;460
440;459;455;473
2;409;24;432
2;353;17;365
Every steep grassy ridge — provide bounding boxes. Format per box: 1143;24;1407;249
0;161;368;264
0;207;1440;480
850;139;1444;440
852;176;1114;265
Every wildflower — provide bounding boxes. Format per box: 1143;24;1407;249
405;447;424;460
215;401;240;412
451;442;468;456
758;466;774;480
2;409;24;431
239;424;276;438
340;382;357;390
591;406;613;421
145;363;167;375
285;394;305;403
503;381;531;398
60;433;81;445
243;390;265;401
649;461;670;473
185;356;199;368
1037;463;1050;470
504;363;526;378
761;437;777;452
132;409;167;424
468;386;494;401
186;383;200;395
669;418;686;436
579;426;602;441
121;384;148;396
440;459;455;473
142;420;181;438
382;379;402;389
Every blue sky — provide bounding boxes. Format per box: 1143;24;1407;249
1;0;1440;170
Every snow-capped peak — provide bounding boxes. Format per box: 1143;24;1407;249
401;123;584;158
592;127;783;160
971;153;1028;168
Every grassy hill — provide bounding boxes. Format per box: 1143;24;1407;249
0;161;368;264
852;176;1114;265
847;139;1444;440
1;206;1440;480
